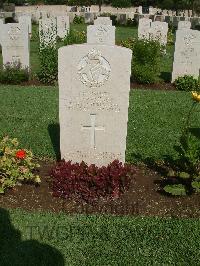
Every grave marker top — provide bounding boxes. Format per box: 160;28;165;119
1;23;29;69
57;15;70;39
94;17;112;26
87;25;115;45
172;29;200;82
39;18;57;47
150;21;168;46
138;18;152;40
178;21;191;30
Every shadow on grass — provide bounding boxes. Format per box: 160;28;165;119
48;123;61;161
0;208;65;266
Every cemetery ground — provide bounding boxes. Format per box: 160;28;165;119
1;208;200;265
0;86;200;218
0;23;200;264
0;86;200;264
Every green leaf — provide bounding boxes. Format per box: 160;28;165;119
167;169;176;177
164;184;187;196
178;172;191;179
0;187;5;194
191;181;200;192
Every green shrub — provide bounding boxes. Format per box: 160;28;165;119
0;62;29;84
37;45;58;85
162;93;200;196
63;29;86;45
167;28;174;45
73;15;85;24
174;75;200;92
120;38;135;50
37;24;58;85
0;136;40;194
132;39;161;84
133;64;158;84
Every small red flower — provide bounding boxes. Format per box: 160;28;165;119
16;150;26;159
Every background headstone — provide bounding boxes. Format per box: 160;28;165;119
118;14;127;25
94;17;112;26
57;15;70;39
58;44;132;166
138;6;143;14
138;18;152;40
39;17;57;47
1;23;30;69
172;29;200;82
19;15;32;35
87;25;115;45
0;18;4;44
150;21;168;45
154;15;165;22
178;21;191;30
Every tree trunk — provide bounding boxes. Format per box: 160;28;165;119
98;0;101;12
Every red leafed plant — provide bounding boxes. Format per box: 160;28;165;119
51;160;136;202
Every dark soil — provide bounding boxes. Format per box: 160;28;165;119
131;82;176;91
0;161;199;218
5;80;176;91
20;79;51;86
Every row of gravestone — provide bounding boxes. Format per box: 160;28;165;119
138;19;168;46
0;15;199;84
138;18;200;81
0;15;70;69
138;19;193;46
39;15;70;47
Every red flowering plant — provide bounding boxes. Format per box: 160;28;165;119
16;150;26;159
51;160;136;203
0;136;41;193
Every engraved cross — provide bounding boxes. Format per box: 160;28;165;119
81;114;105;149
12;56;20;64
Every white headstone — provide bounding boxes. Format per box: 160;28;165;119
19;15;32;35
172;29;200;82
58;45;132;166
138;6;143;14
87;25;115;45
39;18;57;47
1;23;30;69
178;21;191;30
0;19;4;45
57;15;70;39
94;17;112;26
150;21;168;46
138;18;152;40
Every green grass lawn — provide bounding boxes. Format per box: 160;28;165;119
1;208;199;265
0;86;199;162
0;24;174;80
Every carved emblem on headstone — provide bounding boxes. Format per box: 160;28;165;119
78;49;111;88
8;26;21;40
184;34;195;46
96;25;109;42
